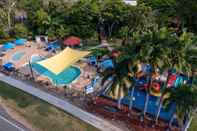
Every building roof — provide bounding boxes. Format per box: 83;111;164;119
123;0;137;6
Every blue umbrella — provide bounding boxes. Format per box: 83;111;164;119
15;38;27;45
2;42;15;50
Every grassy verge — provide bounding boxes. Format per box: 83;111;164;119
189;114;197;131
0;81;98;131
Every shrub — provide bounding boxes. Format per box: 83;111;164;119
14;23;29;38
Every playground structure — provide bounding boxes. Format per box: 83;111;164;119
94;63;192;128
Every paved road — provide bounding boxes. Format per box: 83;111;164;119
0;115;24;131
0;104;30;131
0;73;122;131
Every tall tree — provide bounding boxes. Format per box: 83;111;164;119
67;0;99;39
119;3;157;44
68;0;135;40
138;0;176;27
32;9;50;35
176;0;197;33
0;0;17;33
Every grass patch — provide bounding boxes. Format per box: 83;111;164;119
189;114;197;131
35;103;53;117
0;81;99;131
0;82;36;108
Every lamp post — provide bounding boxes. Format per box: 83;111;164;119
29;60;34;81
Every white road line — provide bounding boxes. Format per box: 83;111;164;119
0;115;24;131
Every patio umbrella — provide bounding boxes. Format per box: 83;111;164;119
63;36;81;46
15;38;27;45
2;42;15;50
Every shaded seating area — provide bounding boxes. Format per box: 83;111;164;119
2;42;15;51
99;88;176;122
35;47;90;75
64;36;81;47
14;38;27;45
32;47;90;86
122;89;176;122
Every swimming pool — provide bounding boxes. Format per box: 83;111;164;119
32;63;81;86
12;51;26;61
31;55;44;63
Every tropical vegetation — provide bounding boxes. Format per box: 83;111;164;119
0;0;197;130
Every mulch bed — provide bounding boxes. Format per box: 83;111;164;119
86;96;181;131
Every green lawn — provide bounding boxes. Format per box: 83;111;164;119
189;114;197;131
0;81;99;131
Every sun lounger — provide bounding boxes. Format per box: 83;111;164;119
3;62;15;72
0;53;5;57
85;75;101;94
88;56;97;65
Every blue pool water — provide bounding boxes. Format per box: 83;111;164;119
31;55;44;63
32;63;81;86
12;51;26;61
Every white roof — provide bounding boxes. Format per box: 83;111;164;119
124;0;137;6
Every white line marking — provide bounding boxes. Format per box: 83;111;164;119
0;115;24;131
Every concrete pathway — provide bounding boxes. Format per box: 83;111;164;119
0;73;122;131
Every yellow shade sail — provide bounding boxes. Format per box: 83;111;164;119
37;47;90;75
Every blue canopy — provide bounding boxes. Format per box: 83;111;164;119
2;42;15;50
101;88;176;122
121;89;176;122
15;38;27;45
100;59;114;70
3;62;14;71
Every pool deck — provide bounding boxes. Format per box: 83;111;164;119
1;41;49;69
70;61;97;91
0;72;122;131
1;41;97;92
34;61;97;91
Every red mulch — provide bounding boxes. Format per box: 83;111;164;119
86;97;180;131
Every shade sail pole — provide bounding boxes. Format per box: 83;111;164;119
29;61;35;80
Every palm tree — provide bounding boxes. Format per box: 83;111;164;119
101;59;131;109
164;85;197;130
155;86;171;124
128;65;138;112
151;29;196;124
135;28;171;117
185;36;197;85
115;40;143;112
117;28;170;117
